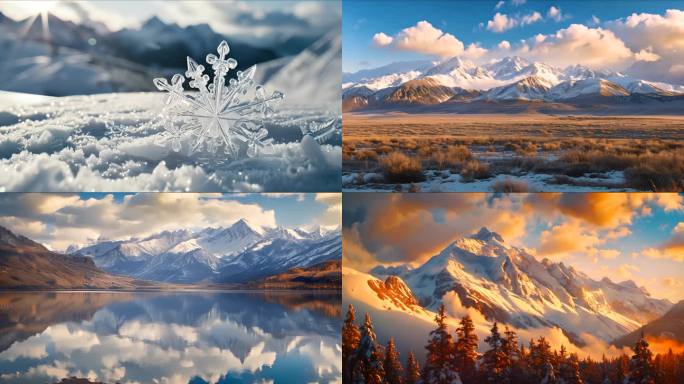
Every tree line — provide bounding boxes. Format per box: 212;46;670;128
342;304;684;384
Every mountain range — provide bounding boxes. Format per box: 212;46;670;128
344;227;676;350
70;219;341;284
342;56;684;114
0;11;329;97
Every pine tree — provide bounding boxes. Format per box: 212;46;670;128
481;322;508;383
353;313;385;384
406;350;422;384
530;336;554;382
513;342;530;384
541;360;557;384
385;337;405;384
559;353;583;384
423;304;460;384
502;326;520;363
454;315;479;382
616;354;629;384
343;304;361;383
626;333;655;384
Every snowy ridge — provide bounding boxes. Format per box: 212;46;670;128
343;56;684;109
348;228;671;345
73;219;341;283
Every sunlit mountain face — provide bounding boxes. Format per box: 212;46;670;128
0;291;342;383
342;193;684;374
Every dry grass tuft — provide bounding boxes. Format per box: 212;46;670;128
460;160;492;182
379;151;426;183
624;152;684;191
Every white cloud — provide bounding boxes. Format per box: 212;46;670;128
547;6;564;22
487;11;543;33
642;222;684;262
487;13;518;32
516;24;635;69
372;32;393;46
315;193;342;227
607;9;684;83
372;20;467;57
495;1;505;10
635;48;661;62
521;11;543;26
498;40;511;50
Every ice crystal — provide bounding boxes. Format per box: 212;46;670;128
300;118;340;144
153;40;283;157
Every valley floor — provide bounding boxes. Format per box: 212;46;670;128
342;113;684;192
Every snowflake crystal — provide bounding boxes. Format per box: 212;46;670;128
153;40;284;157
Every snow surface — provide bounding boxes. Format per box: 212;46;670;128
343;170;633;192
0;92;340;192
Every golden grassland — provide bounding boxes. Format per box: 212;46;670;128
343;113;684;191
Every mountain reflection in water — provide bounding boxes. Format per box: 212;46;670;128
0;291;341;383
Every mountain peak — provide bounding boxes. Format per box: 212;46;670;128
142;16;166;29
502;56;528;65
471;227;505;243
231;218;265;236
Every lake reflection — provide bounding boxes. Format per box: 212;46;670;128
0;291;341;383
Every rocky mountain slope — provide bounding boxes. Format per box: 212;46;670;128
343;56;684;113
613;300;684;348
72;219;341;284
243;260;341;289
0;226;158;289
348;228;672;345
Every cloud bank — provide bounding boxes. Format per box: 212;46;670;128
370;9;684;83
0;194;281;251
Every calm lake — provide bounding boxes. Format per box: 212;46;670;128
0;291;341;383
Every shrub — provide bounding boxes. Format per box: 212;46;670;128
624;152;684;191
460;160;492;182
379;151;426;183
355;149;378;161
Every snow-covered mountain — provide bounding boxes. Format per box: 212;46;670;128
0;12;294;96
257;30;341;106
349;227;671;345
343;56;684;112
72;219;341;284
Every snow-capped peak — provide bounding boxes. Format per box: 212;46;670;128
425;56;477;76
486;56;530;78
385;230;673;343
230;218;266;236
471;227;505;243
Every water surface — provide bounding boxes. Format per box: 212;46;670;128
0;291;341;383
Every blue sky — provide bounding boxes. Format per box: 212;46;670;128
343;0;684;81
343;193;684;302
